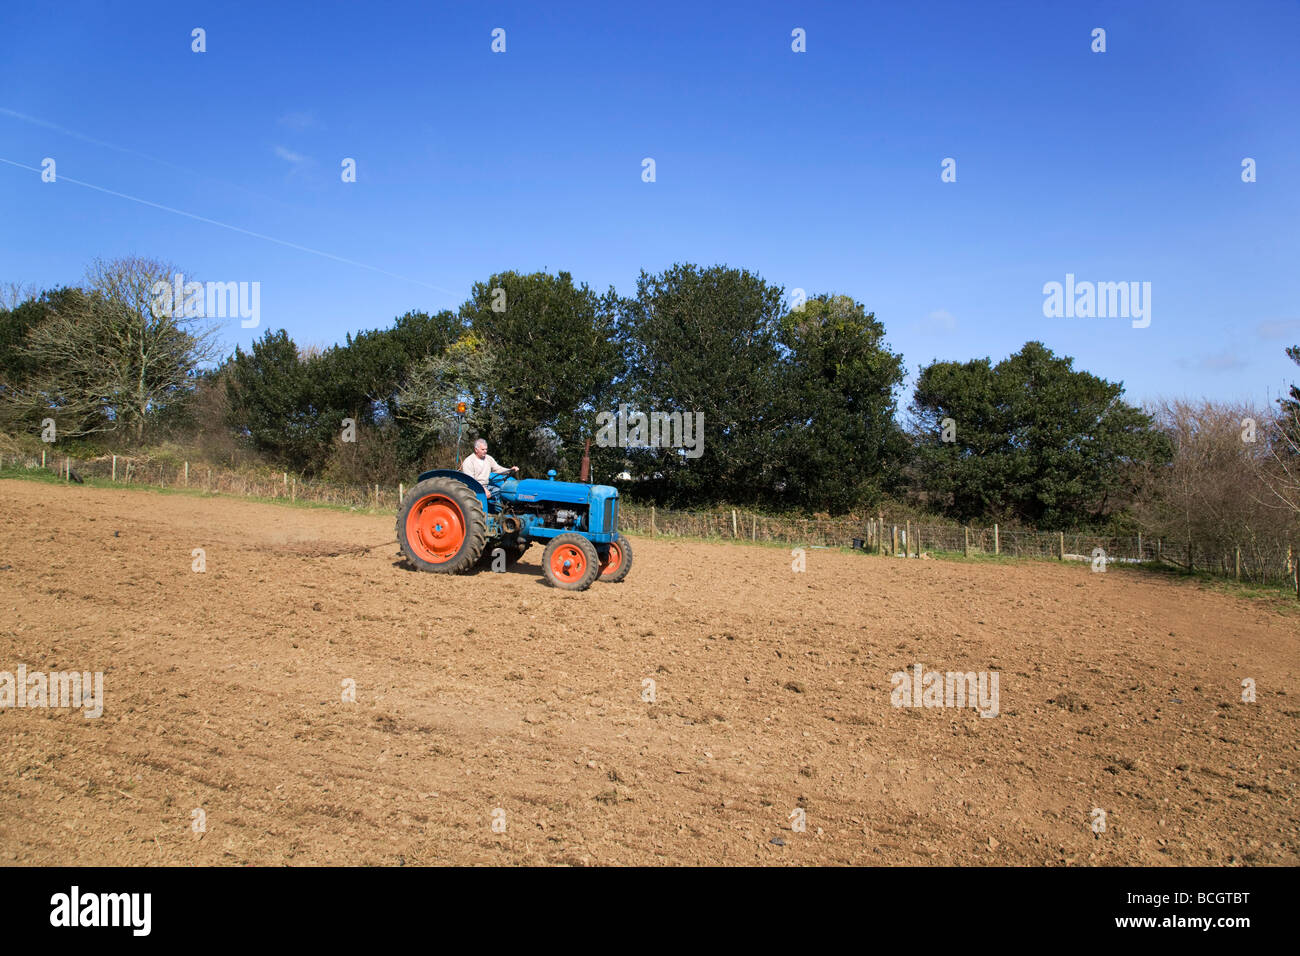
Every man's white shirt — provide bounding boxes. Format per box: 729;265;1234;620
462;453;506;493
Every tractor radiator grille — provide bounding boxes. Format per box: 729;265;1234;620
604;498;616;532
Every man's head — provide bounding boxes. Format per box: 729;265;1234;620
473;439;488;459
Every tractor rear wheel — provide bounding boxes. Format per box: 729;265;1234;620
397;477;487;573
598;536;633;583
542;534;601;591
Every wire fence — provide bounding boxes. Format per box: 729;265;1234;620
618;503;1300;592
7;449;1300;595
4;450;396;511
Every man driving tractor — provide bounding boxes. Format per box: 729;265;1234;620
461;438;518;496
397;435;630;589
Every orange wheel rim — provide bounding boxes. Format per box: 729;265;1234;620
549;543;588;581
600;541;623;576
405;495;466;562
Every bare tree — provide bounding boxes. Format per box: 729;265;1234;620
1256;404;1300;517
0;281;38;311
1255;346;1300;518
1135;399;1299;577
6;256;219;441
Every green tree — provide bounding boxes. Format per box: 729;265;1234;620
0;287;104;435
910;341;1170;528
312;310;464;425
462;271;621;477
225;329;321;468
617;263;790;506
311;309;465;469
777;294;907;512
0;289;58;385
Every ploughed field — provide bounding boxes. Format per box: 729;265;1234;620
1;479;1296;865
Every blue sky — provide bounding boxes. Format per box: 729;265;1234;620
2;0;1298;410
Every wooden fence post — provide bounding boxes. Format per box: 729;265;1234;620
752;514;757;541
291;478;296;502
399;482;404;502
963;527;969;557
878;512;885;554
1058;532;1065;561
732;509;738;538
650;505;656;535
112;455;116;481
41;449;45;469
65;457;70;481
905;520;911;556
1234;546;1241;581
994;523;999;555
184;461;189;486
891;525;898;555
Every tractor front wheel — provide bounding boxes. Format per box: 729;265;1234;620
598;536;633;583
542;534;600;591
397;477;487;573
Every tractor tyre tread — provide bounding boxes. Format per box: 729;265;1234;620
396;477;488;573
542;533;601;591
598;535;633;583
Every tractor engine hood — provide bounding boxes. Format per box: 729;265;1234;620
501;477;616;505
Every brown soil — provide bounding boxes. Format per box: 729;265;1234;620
1;480;1296;865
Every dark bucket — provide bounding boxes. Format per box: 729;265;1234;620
851;538;865;550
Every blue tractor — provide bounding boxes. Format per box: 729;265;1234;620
395;468;632;590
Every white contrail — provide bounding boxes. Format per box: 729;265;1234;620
0;157;457;297
1;107;167;164
0;106;299;209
